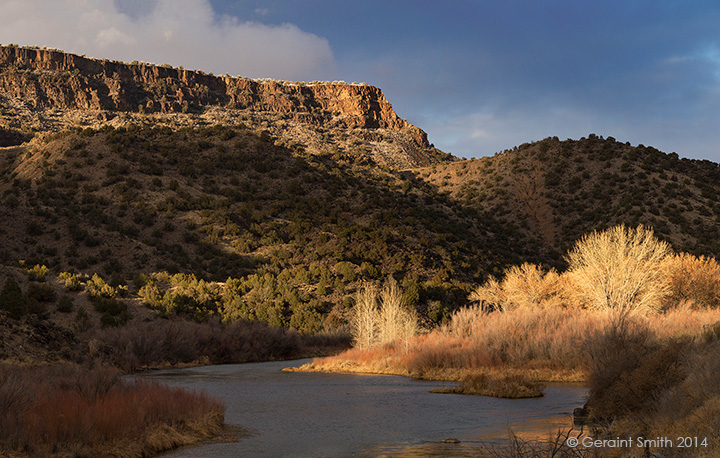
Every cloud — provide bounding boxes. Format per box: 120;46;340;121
0;0;336;81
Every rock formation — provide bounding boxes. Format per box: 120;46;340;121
0;45;443;167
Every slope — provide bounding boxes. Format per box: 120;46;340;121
419;134;720;267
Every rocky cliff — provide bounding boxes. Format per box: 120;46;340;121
1;46;413;130
0;45;444;166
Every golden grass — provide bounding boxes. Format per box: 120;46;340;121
430;372;544;398
294;305;720;390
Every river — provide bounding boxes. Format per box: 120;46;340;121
143;359;587;458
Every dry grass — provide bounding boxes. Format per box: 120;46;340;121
0;363;224;458
404;306;612;380
431;372;544;398
297;305;720;389
583;319;720;458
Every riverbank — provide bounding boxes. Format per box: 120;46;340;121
0;341;353;458
287;352;581;399
290;304;720;400
0;363;224;458
289;352;585;382
0;310;350;458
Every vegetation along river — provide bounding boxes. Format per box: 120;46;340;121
144;359;587;458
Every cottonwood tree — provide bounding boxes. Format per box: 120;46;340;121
566;224;671;314
351;278;418;351
351;283;378;350
378;277;418;351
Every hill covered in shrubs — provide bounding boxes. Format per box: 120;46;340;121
2;45;720;357
421;134;720;267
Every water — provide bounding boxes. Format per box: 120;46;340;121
142;359;587;458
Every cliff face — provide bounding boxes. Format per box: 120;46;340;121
0;45;411;131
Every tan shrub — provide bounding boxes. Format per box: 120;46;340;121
448;305;486;338
468;276;504;310
470;263;567;311
662;252;720;309
502;263;565;309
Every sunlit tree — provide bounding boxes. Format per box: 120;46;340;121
351;283;378;349
566;224;671;313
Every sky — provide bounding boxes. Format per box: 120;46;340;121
2;0;720;162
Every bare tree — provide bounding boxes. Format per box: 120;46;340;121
469;276;504;311
399;303;419;353
351;283;378;349
565;224;671;314
378;277;403;346
350;278;419;351
378;277;418;351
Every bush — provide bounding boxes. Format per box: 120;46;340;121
58;272;81;291
74;306;92;331
0;364;224;456
93;318;304;370
583;321;720;457
470;263;565;311
334;261;356;282
133;272;150;289
92;297;131;327
26;283;56;303
662;253;720;309
360;261;381;279
85;273;116;298
57;295;74;313
26;264;49;282
0;278;26;319
26;283;57;316
585;319;686;423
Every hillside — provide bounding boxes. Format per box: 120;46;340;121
1;123;531;332
1;45;720;341
419;134;720;267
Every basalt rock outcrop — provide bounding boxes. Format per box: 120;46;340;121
0;45;438;165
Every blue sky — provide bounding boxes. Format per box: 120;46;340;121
2;0;720;162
